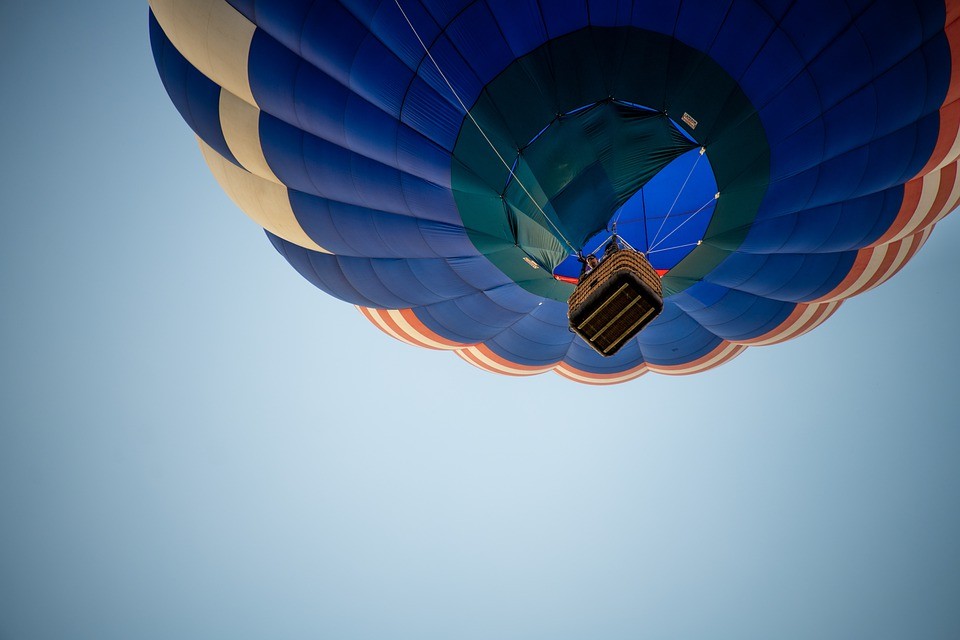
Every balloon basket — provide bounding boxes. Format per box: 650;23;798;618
567;249;663;357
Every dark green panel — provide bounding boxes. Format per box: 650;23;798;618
451;26;771;302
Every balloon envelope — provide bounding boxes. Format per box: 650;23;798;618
150;0;960;383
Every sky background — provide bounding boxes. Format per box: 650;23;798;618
1;2;959;639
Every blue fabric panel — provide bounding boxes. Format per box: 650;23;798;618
257;112;460;223
419;0;474;28
224;0;255;22
798;252;861;302
705;251;856;302
398;173;463;227
413;296;530;343
396;126;456;187
672;284;795;341
402;259;487;300
356;0;444;70
763;113;939;218
874;42;952;132
739;27;806;108
563;338;646;375
243;0;315;53
247;15;459;159
149;12;238;167
707;1;777;82
445;258;522;296
246;29;304;126
286;190;476;258
917;0;948;39
444;2;516;89
637;305;725;366
857;1;924;73
486;328;571;366
778;0;853;64
332;258;445;308
629;0;681;37
585;0;636;28
804;22;876;110
350;32;418;117
400;76;467;152
250;31;458;185
484;0;549;57
300;1;369;86
271;234;506;310
268;234;380;307
758;69;823;153
539;0;589;39
754;0;794;21
673;0;734;51
739;186;903;253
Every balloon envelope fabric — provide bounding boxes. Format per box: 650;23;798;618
150;0;960;384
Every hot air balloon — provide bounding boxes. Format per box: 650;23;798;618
149;0;960;383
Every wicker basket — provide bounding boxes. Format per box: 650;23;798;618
567;248;663;356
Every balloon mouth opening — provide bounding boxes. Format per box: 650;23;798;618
543;110;718;283
491;99;715;281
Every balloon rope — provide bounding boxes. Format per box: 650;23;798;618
393;0;578;255
648;193;718;253
646;240;702;255
649;146;705;248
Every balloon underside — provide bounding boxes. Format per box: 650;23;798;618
150;0;960;383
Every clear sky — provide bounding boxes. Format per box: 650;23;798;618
1;2;959;639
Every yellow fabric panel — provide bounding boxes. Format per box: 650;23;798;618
199;138;329;254
149;0;257;107
219;90;280;184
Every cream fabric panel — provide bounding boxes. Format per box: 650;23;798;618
219;90;280;184
199;138;329;253
149;0;257;107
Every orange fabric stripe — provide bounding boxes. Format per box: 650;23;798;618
913;162;959;232
789;302;840;339
854;241;903;296
469;343;557;373
743;303;809;345
921;14;960;171
455;348;542;377
396;308;466;349
924;101;960;173
816;245;878;302
648;341;745;375
875;175;925;246
554;361;648;385
375;309;442;350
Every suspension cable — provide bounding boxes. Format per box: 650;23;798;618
394;0;578;255
647;240;702;255
649;146;705;248
648;193;718;253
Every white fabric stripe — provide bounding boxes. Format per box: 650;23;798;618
934;124;960;172
219;90;281;184
895;170;943;241
865;235;918;293
358;307;421;348
649;342;745;375
824;244;889;302
739;304;822;346
799;301;840;336
932;176;960;224
386;310;464;350
199;138;329;253
555;366;647;384
459;347;552;375
149;0;257;107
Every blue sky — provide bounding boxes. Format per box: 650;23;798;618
1;3;959;639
